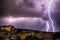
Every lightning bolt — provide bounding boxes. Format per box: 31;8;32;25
47;0;55;32
46;21;50;32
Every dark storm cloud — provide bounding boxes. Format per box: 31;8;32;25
1;0;44;17
23;0;34;8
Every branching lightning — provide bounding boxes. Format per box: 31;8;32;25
46;21;50;32
47;0;55;32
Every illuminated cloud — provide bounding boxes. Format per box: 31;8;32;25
1;0;60;32
4;16;45;23
0;16;47;31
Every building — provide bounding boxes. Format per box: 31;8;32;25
0;25;60;40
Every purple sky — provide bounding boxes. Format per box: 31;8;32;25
0;0;60;32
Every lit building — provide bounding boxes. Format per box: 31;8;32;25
0;25;60;40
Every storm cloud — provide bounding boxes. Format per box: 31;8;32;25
1;0;46;17
0;0;60;32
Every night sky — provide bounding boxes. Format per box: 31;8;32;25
0;0;60;32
